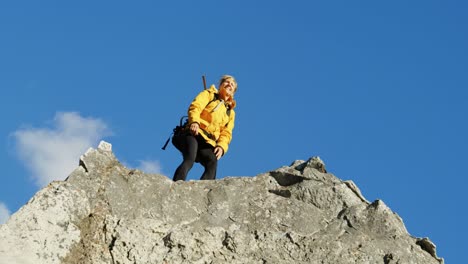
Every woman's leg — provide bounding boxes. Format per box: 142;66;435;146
172;134;198;181
198;145;218;180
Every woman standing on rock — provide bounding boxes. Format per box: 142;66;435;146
172;75;237;181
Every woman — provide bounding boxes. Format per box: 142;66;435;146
172;75;237;181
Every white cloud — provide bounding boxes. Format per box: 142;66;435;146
137;160;162;174
0;202;11;224
13;112;111;187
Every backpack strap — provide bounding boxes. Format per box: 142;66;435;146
209;93;231;116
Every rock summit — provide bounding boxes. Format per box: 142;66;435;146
0;141;443;263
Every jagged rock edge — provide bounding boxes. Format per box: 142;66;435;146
1;141;444;264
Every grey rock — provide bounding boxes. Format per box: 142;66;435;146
0;141;443;264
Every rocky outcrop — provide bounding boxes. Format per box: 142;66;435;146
0;141;443;263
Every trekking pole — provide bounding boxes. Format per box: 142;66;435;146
202;75;207;90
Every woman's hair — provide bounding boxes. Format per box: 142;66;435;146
219;75;238;92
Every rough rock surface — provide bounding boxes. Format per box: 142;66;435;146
0;141;443;264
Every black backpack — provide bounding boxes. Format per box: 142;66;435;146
161;115;188;150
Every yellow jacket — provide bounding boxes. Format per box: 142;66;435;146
188;85;236;154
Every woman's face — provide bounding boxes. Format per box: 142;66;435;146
220;79;236;98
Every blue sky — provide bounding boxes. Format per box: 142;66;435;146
1;0;466;262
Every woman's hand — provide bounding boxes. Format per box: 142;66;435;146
214;146;224;160
190;123;199;135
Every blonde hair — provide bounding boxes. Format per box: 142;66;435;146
219;75;238;92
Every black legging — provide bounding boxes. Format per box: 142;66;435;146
172;133;217;181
